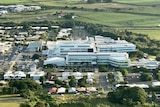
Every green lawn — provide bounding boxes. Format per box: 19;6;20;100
113;0;160;5
0;0;46;4
76;11;160;26
0;95;22;107
129;29;160;40
0;102;20;107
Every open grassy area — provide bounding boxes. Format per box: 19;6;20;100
0;95;22;107
129;29;160;40
113;0;160;5
0;102;20;107
0;7;159;27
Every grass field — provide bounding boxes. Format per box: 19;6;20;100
113;0;160;5
129;29;160;40
0;102;20;107
0;95;22;107
0;0;160;40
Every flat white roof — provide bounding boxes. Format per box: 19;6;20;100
152;81;160;86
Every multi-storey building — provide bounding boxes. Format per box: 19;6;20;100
43;35;136;67
66;52;130;67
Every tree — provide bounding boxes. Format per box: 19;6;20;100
87;0;96;3
156;54;160;61
157;72;160;81
32;54;40;60
120;68;128;76
108;87;147;105
9;79;42;93
55;79;63;85
20;103;31;107
69;77;76;87
34;102;45;107
140;73;153;81
78;76;87;87
20;89;36;100
99;65;108;72
40;76;46;85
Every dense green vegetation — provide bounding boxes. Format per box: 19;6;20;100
108;87;147;105
2;79;42;94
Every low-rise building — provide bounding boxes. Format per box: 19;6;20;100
0;42;12;54
4;71;26;80
57;87;66;94
44;57;65;66
27;42;42;52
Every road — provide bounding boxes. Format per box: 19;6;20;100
47;29;54;41
98;73;108;91
8;53;22;72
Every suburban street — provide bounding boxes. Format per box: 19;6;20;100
98;73;108;91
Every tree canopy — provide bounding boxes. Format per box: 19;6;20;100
140;73;153;81
8;79;42;93
108;87;147;105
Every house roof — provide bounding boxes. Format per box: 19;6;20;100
86;87;97;92
68;87;76;93
152;81;160;87
76;87;86;92
49;87;57;93
57;87;66;93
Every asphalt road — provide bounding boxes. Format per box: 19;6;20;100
98;73;108;91
47;29;54;41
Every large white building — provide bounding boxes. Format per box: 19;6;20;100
44;40;95;58
95;36;136;52
131;58;159;69
66;52;130;67
43;35;135;67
